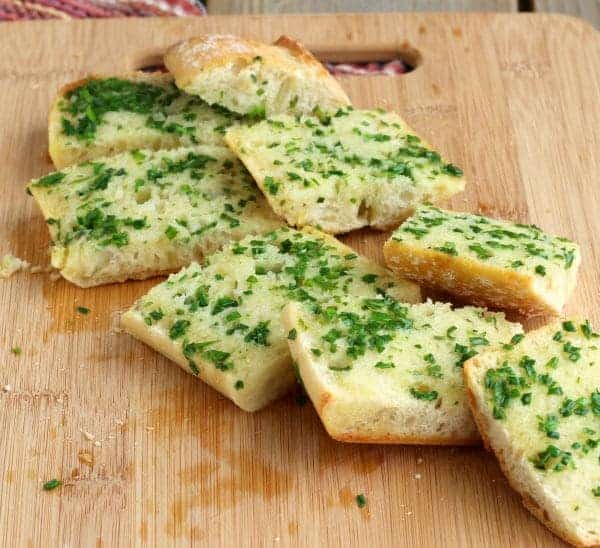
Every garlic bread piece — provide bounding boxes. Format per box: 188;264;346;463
225;107;465;233
464;320;600;547
384;205;581;316
283;298;521;444
164;34;350;117
49;73;240;168
121;227;421;411
28;146;280;287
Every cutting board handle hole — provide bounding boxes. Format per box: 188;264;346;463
314;45;420;76
135;57;418;78
133;45;420;77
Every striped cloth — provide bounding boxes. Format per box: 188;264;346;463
0;0;205;20
0;1;410;75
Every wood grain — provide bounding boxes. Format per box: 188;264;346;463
534;0;600;27
0;12;598;548
206;0;518;14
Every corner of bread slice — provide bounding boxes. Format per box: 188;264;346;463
272;34;351;105
48;71;177;168
283;302;478;445
121;298;294;412
300;226;422;304
463;355;600;547
462;352;500;453
282;302;341;437
121;306;247;410
383;237;562;317
222;134;370;233
273;35;322;67
463;326;600;547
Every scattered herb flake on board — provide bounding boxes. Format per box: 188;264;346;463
10;346;21;356
43;479;62;491
356;494;367;508
76;306;90;315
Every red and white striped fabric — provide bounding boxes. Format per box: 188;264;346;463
325;59;409;76
0;0;205;20
0;1;411;75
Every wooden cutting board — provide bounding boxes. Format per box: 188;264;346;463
0;12;598;548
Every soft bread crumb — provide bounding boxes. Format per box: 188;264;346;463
121;227;420;412
464;319;600;546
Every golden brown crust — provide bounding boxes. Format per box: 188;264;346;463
464;358;600;547
164;33;350;114
384;239;558;317
273;35;326;71
164;34;260;78
59;266;175;288
329;426;481;446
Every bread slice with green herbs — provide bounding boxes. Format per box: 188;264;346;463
28;146;281;287
164;34;350;118
283;298;521;444
225;107;465;234
464;319;600;547
49;72;240;168
384;205;581;316
121;227;421;411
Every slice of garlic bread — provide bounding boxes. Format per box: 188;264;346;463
49;72;240;168
28;146;281;287
384;205;581;317
121;227;421;411
164;34;350;117
225;107;465;234
464;320;600;547
283;298;521;444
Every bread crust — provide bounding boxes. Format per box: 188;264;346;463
384;239;563;317
284;301;489;446
272;35;325;69
163;34;350;116
60;266;176;288
464;354;600;547
121;307;295;412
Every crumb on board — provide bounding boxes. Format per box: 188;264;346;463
77;450;94;467
1;254;58;279
0;254;30;278
81;430;95;442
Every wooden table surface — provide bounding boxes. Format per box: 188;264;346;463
206;0;600;28
0;11;598;548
